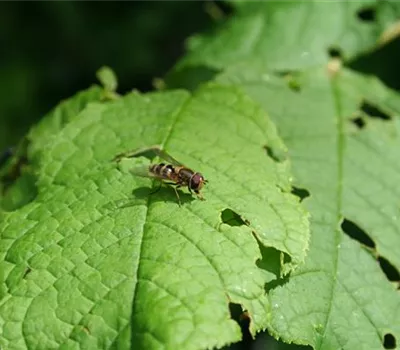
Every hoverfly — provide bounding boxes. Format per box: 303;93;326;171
113;146;207;205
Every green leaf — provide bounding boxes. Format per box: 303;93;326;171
217;65;400;349
173;0;400;74
27;85;104;158
96;66;118;93
0;85;309;349
0;86;103;211
96;66;120;100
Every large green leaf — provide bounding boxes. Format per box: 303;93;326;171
0;84;309;349
217;65;400;349
0;86;104;211
172;0;400;74
28;85;105;156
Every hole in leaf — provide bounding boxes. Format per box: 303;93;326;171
383;333;396;349
283;252;292;264
263;145;286;163
228;303;252;343
256;245;281;278
252;232;289;291
341;218;375;249
23;267;32;279
250;230;294;293
220;209;249;227
265;271;290;293
351;116;366;129
348;37;400;92
378;256;400;282
291;186;310;201
361;101;391;121
250;333;313;349
357;7;376;22
328;47;342;59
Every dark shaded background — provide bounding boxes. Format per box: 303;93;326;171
1;1;400;151
0;2;213;150
1;2;400;151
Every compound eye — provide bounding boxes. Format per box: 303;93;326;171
190;173;204;190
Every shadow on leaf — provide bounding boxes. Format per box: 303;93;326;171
132;185;195;205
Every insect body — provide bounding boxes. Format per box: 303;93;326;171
114;146;207;205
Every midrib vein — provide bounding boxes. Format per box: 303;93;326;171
317;74;345;349
131;94;192;314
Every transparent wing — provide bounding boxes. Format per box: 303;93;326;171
151;147;182;166
114;145;183;166
129;164;155;178
129;164;170;181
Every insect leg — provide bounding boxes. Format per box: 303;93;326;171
196;191;205;201
173;185;182;206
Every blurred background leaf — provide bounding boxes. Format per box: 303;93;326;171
1;1;400;152
0;1;213;150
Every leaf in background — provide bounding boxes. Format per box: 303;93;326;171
96;66;118;93
0;85;309;349
217;65;400;349
172;0;400;75
96;66;120;101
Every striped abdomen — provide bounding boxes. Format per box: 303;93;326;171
150;163;179;182
149;163;194;186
